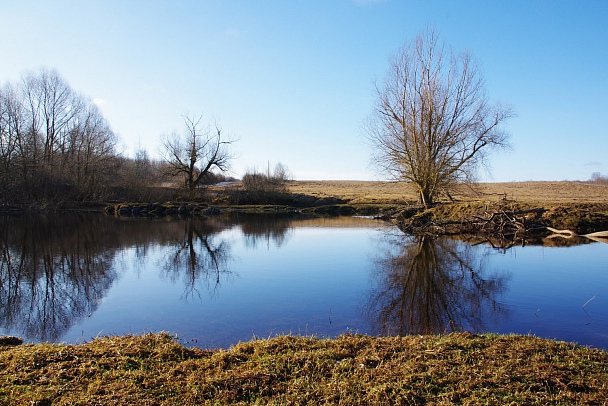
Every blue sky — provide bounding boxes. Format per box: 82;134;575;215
1;0;607;181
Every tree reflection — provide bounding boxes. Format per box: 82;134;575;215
0;214;239;342
159;218;233;299
0;215;117;341
236;213;295;249
365;234;509;336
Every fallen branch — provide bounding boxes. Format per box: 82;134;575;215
544;228;608;244
545;227;577;237
400;207;544;240
397;202;608;247
585;230;608;238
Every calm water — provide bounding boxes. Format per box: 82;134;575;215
1;213;606;349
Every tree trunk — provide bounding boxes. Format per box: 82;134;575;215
418;187;433;208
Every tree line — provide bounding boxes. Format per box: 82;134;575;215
0;68;295;209
3;29;517;209
0;69;119;206
0;69;240;208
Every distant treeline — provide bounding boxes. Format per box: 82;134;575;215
0;69;234;208
589;172;608;185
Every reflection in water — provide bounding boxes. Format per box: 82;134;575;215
4;213;604;349
0;215;117;341
235;213;295;249
159;218;233;299
0;214;242;342
365;233;509;335
0;212;309;342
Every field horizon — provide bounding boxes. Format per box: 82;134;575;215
285;180;608;205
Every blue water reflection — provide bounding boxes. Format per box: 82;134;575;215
0;213;606;349
485;242;608;348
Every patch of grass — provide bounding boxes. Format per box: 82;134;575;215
2;332;607;405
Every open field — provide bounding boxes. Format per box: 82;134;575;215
287;180;608;205
285;180;608;236
2;332;607;405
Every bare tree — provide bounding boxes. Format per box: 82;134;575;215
590;172;608;185
21;69;83;165
0;69;119;205
365;29;513;207
0;84;22;197
64;101;118;200
161;114;236;197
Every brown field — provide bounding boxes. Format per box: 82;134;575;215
287;180;608;205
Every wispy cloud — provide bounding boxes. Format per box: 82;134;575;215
584;161;602;166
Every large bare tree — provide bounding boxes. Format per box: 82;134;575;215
365;29;513;207
161;114;235;197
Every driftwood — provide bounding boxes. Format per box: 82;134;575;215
399;204;608;247
546;227;608;244
400;207;546;237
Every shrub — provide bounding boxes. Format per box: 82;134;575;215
239;163;291;204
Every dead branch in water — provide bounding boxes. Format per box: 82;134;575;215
397;195;608;247
399;206;547;238
545;228;608;244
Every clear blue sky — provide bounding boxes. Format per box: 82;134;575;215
2;0;607;181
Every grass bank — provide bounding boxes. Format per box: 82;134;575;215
1;332;607;405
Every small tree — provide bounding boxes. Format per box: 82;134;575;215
365;29;513;207
161;114;236;198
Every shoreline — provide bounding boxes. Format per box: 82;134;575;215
2;332;607;404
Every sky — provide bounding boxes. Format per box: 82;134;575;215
1;0;607;182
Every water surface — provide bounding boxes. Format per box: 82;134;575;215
0;213;606;349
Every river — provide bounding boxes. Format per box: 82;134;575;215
1;213;606;349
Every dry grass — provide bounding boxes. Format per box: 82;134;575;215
287;180;608;205
287;180;418;204
2;332;607;405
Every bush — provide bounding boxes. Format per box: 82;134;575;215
239;163;291;204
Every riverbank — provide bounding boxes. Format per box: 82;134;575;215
2;332;607;405
101;180;608;217
103;181;608;245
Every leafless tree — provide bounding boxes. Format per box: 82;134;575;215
161;114;236;197
0;69;118;205
21;69;83;165
64;101;119;200
365;29;513;207
0;84;22;194
590;172;608;185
